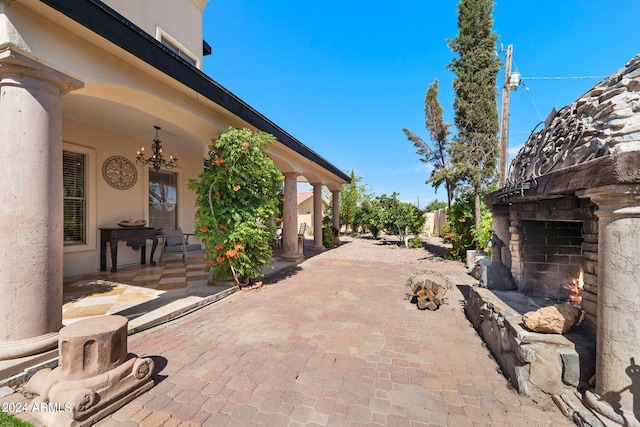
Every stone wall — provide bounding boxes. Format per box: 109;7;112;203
580;220;598;337
424;208;447;237
465;287;595;397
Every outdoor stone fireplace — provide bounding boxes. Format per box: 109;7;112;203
479;55;640;425
489;196;598;331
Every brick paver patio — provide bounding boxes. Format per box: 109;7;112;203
101;237;572;426
3;236;573;426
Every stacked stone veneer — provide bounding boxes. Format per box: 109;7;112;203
504;196;598;335
466;287;596;397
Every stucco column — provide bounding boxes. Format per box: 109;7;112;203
578;185;640;424
311;183;325;251
332;189;341;246
281;172;301;260
0;49;83;360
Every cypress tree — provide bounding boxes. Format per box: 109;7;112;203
447;0;501;245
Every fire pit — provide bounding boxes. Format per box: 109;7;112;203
477;54;640;424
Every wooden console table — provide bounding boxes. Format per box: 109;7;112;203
99;227;160;272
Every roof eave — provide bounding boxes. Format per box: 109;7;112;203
38;0;351;184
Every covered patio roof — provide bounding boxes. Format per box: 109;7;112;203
38;0;350;187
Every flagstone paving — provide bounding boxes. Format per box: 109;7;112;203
2;236;574;426
61;258;221;325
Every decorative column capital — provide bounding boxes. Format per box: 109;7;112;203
0;47;84;94
578;184;640;217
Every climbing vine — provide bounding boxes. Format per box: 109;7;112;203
188;127;282;285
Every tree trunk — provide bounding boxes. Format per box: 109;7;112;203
474;186;482;250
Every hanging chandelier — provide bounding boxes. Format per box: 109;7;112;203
136;126;178;171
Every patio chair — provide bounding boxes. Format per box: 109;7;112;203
297;223;308;256
159;228;202;265
272;227;283;249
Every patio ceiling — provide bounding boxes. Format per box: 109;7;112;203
63;94;209;158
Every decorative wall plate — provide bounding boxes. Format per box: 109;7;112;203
102;156;137;190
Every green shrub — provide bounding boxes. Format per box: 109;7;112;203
442;189;493;261
425;199;447;212
323;227;336;248
355;199;381;239
408;236;423;248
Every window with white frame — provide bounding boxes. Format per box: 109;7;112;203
160;36;197;66
149;170;178;231
63;151;86;245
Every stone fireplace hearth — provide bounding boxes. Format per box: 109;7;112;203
478;55;640;425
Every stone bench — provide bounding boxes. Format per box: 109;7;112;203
465;286;595;396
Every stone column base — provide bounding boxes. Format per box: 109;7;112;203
281;253;305;263
0;332;59;361
29;371;153;427
584;389;640;427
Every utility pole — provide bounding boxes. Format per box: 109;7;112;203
499;44;514;187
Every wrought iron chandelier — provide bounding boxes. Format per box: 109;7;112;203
136;126;178;171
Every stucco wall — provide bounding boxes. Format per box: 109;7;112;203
4;0;346;278
4;1;226;148
102;0;206;67
424;208;446;237
297;195;325;235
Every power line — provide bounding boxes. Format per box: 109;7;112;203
522;81;544;121
499;47;609;169
511;60;544;121
509;59;606;121
521;75;607;80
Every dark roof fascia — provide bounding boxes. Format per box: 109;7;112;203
38;0;351;184
203;40;212;56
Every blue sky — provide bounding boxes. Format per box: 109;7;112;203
202;1;640;207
